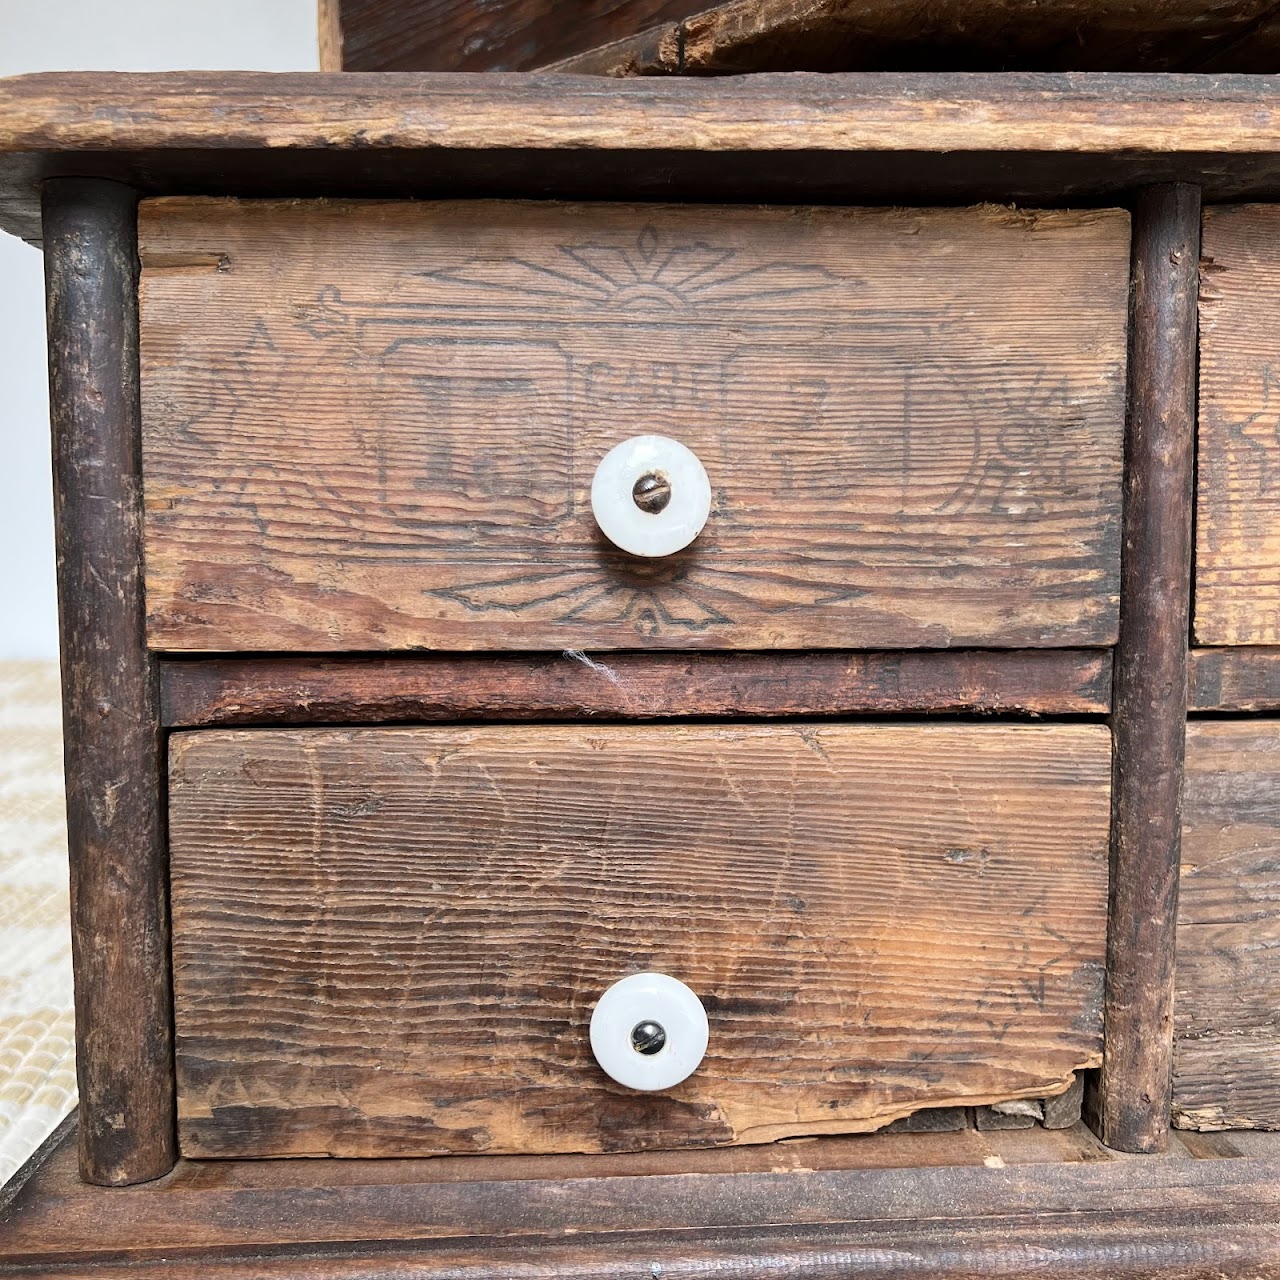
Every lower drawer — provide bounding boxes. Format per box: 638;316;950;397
1175;720;1280;1131
169;723;1111;1158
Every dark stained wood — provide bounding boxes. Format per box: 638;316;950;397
158;649;1114;728
168;723;1110;1159
5;1119;1280;1278
883;1106;969;1133
139;198;1127;653
1091;184;1200;1154
42;179;176;1186
339;0;712;72
1044;1073;1086;1129
11;74;1280;244
1190;648;1280;711
1197;205;1280;646
544;0;1280;76
1174;721;1280;1132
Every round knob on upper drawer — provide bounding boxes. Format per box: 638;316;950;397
590;435;712;558
589;972;708;1091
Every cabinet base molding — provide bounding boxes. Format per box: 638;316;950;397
4;1117;1280;1278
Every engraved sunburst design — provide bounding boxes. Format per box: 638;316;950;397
417;225;843;312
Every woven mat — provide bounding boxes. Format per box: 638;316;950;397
0;660;76;1188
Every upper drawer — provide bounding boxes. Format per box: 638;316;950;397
140;199;1129;653
1199;205;1280;646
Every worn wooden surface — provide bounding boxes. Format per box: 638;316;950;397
42;180;175;1186
159;649;1113;728
337;0;712;72
5;1119;1280;1279
1198;205;1280;646
139;198;1127;653
9;71;1280;158
1092;184;1199;1154
546;0;1280;75
10;74;1280;244
1174;721;1280;1132
1190;647;1280;710
318;0;344;71
169;723;1109;1159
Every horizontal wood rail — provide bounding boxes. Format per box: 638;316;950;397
158;649;1113;728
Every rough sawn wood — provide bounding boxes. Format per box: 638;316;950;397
168;722;1110;1159
139;198;1128;652
1175;721;1280;1132
1198;204;1280;646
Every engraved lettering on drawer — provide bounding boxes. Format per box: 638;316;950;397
140;201;1129;651
168;723;1110;1160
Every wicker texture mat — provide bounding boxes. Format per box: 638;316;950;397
0;660;76;1188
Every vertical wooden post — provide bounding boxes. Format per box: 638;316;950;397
1091;183;1200;1154
318;0;345;70
43;178;176;1185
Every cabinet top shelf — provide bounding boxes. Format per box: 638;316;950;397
4;70;1280;241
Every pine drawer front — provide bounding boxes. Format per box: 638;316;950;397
139;200;1129;653
1175;721;1280;1131
169;722;1110;1159
1198;205;1280;645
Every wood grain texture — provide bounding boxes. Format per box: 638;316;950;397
42;180;175;1186
338;0;711;71
11;73;1280;245
10;70;1280;157
317;0;344;71
1174;721;1280;1132
1198;205;1280;646
169;723;1110;1159
139;198;1127;653
1092;184;1199;1155
545;0;1280;76
158;649;1114;728
6;1118;1280;1280
1190;647;1280;711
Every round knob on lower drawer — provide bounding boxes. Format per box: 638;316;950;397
589;972;709;1091
590;435;712;558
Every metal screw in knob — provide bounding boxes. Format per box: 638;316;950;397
632;472;672;515
630;1020;667;1055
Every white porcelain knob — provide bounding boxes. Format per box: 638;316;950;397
590;435;712;558
589;972;709;1092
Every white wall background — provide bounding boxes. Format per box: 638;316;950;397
0;0;320;658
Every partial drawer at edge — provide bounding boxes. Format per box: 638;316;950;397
1174;721;1280;1131
1198;206;1280;645
139;200;1129;652
169;723;1110;1159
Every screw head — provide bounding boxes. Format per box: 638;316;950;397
630;1020;667;1055
632;471;672;515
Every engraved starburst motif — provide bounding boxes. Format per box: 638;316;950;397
418;225;842;312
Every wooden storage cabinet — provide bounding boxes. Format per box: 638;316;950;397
11;69;1280;1280
169;722;1110;1158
